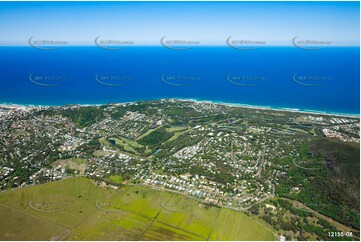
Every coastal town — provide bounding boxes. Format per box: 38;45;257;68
0;100;359;197
0;99;359;240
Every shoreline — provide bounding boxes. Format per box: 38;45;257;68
177;98;360;118
0;98;359;118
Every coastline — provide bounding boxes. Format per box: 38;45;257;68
177;98;360;118
0;98;359;118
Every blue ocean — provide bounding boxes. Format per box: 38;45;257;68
0;46;359;115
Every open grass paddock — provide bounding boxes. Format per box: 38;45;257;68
0;177;275;240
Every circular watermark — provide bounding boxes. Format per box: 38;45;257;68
160;36;200;50
29;201;70;213
292;117;311;128
226;73;265;86
293;159;323;171
160;197;195;213
95;73;133;86
28;73;66;87
292;73;332;87
28;36;68;50
226;36;266;50
95;200;134;212
94;36;134;50
293;201;331;213
292;36;331;50
160;73;199;86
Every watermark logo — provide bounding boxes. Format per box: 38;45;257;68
94;36;134;50
292;117;309;128
95;73;133;86
28;36;68;50
95;200;133;212
227;74;265;86
293;159;322;171
160;36;200;50
226;36;266;50
293;201;331;213
292;36;331;50
292;74;332;87
161;198;194;213
28;73;66;87
29;201;69;212
160;73;200;86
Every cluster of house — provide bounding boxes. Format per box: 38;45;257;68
0;166;14;180
29;166;65;183
142;172;273;209
323;128;359;143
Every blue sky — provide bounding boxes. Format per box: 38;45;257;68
0;1;359;46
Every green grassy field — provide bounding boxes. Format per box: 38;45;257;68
0;203;70;241
157;194;219;238
165;126;189;132
209;209;276;241
166;130;190;143
52;158;87;174
0;177;276;241
107;175;123;184
100;186;168;218
107;137;143;154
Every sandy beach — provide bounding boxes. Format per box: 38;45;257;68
1;98;359;118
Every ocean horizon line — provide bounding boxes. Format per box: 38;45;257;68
0;45;360;48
